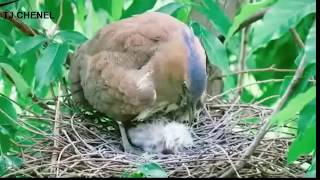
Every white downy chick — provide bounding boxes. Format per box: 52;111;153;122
128;120;193;154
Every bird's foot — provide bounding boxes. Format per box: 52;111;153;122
122;140;141;154
117;121;141;154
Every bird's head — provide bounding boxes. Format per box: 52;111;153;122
151;27;206;123
181;28;207;123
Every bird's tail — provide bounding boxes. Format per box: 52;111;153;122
128;119;193;154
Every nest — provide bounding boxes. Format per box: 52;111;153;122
4;98;308;178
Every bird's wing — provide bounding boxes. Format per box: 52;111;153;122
70;49;156;117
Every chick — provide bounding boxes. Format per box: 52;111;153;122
127;119;193;154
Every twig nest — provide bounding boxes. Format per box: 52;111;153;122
5;100;307;178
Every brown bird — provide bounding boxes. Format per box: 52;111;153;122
69;12;207;153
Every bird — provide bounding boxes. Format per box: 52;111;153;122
127;118;193;154
69;12;207;153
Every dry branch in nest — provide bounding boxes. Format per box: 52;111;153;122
4;97;307;178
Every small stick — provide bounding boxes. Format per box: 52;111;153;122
50;83;62;175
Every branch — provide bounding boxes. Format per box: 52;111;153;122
237;26;250;96
220;28;310;177
207;79;284;102
290;28;305;49
209;66;296;81
0;11;39;36
51;83;62;175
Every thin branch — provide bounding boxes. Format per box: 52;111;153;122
0;93;39;116
206;79;284;102
290;28;305;49
0;11;39;36
31;96;53;111
209;66;296;81
220;28;311;177
51;83;62;175
237;27;250;96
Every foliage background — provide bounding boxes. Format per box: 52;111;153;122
0;0;316;177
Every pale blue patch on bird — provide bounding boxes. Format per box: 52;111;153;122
182;29;207;102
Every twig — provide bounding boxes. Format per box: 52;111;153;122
207;79;284;102
70;114;96;151
0;93;39;116
50;83;62;175
219;28;312;177
0;11;39;36
0;108;48;136
290;28;305;49
210;66;296;80
237;27;250;96
254;95;280;105
215;144;241;178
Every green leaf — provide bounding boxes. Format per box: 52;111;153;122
279;75;311;103
54;30;88;45
297;99;315;137
138;162;167;178
287;118;315;163
270;86;316;125
302;20;316;65
110;0;124;20
44;0;75;30
193;0;231;37
191;22;235;91
0;75;12;97
20;54;37;86
0;95;17;153
0;63;31;96
251;0;316;51
0;133;12;154
0;155;22;176
0;96;17;127
122;0;157;18
225;0;277;42
156;2;185;15
129;172;145;178
0;18;13;38
170;0;191;23
92;0;124;20
35;42;68;93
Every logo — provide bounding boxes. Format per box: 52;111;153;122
0;0;54;19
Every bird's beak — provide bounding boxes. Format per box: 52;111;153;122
183;81;197;125
188;99;196;126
